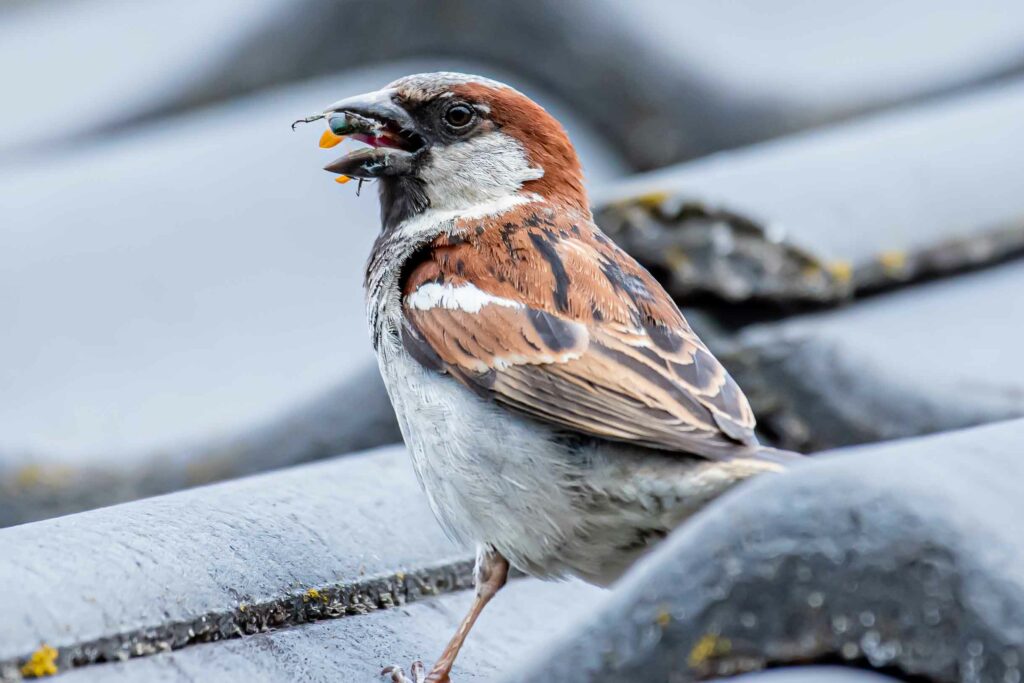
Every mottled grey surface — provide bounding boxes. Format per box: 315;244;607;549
56;578;603;683
506;419;1024;683
0;62;623;483
6;5;1024;681
732;260;1024;451
597;78;1024;302
0;363;399;527
0;0;288;159
133;0;1024;169
0;446;470;676
730;670;903;683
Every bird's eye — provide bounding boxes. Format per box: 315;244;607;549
443;104;475;130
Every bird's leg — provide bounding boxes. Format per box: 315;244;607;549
290;113;324;130
382;547;510;683
426;547;509;682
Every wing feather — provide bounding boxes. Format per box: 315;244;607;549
399;205;761;460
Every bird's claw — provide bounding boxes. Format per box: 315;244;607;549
381;661;425;683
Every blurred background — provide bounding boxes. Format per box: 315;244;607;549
4;0;1024;527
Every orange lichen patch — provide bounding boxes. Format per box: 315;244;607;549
334;175;352;184
319;130;345;148
688;633;731;668
21;644;58;678
878;249;907;275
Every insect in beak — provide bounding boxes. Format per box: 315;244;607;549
292;93;423;187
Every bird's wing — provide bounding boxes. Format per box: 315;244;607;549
400;202;760;460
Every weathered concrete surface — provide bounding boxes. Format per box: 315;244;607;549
730;260;1024;452
137;0;1024;170
0;61;623;524
0;0;289;159
506;419;1024;683
596;78;1024;303
0;446;468;678
56;578;603;683
12;0;1024;171
0;363;399;527
0;443;605;681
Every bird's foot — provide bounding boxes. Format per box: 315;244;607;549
381;661;423;683
382;661;451;683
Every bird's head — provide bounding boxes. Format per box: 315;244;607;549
296;72;587;230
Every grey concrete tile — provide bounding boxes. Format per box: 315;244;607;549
0;447;469;675
136;0;1024;169
0;0;288;159
731;260;1024;451
596;78;1024;303
506;419;1024;682
56;578;604;683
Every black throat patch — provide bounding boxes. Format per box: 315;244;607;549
378;176;430;232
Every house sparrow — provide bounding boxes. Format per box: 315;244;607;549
296;72;799;683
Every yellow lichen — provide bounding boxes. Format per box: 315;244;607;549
878;250;907;275
801;263;823;279
303;588;329;604
14;465;73;490
655;609;671;628
21;644;58;678
688;633;731;668
184;446;240;485
827;260;854;284
633;191;670;209
238;603;247;613
665;247;690;269
395;571;407;583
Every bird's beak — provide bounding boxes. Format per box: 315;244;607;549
302;88;425;181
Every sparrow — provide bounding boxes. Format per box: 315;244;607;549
295;72;800;683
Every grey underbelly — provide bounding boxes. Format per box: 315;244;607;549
374;335;728;584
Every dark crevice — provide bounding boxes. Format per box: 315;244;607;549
5;557;475;679
759;655;938;683
595;196;1024;334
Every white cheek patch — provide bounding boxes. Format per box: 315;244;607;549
406;282;524;313
419;131;544;211
394;192;540;244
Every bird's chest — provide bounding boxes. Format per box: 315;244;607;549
366;276;589;562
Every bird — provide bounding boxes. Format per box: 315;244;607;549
295;72;800;683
